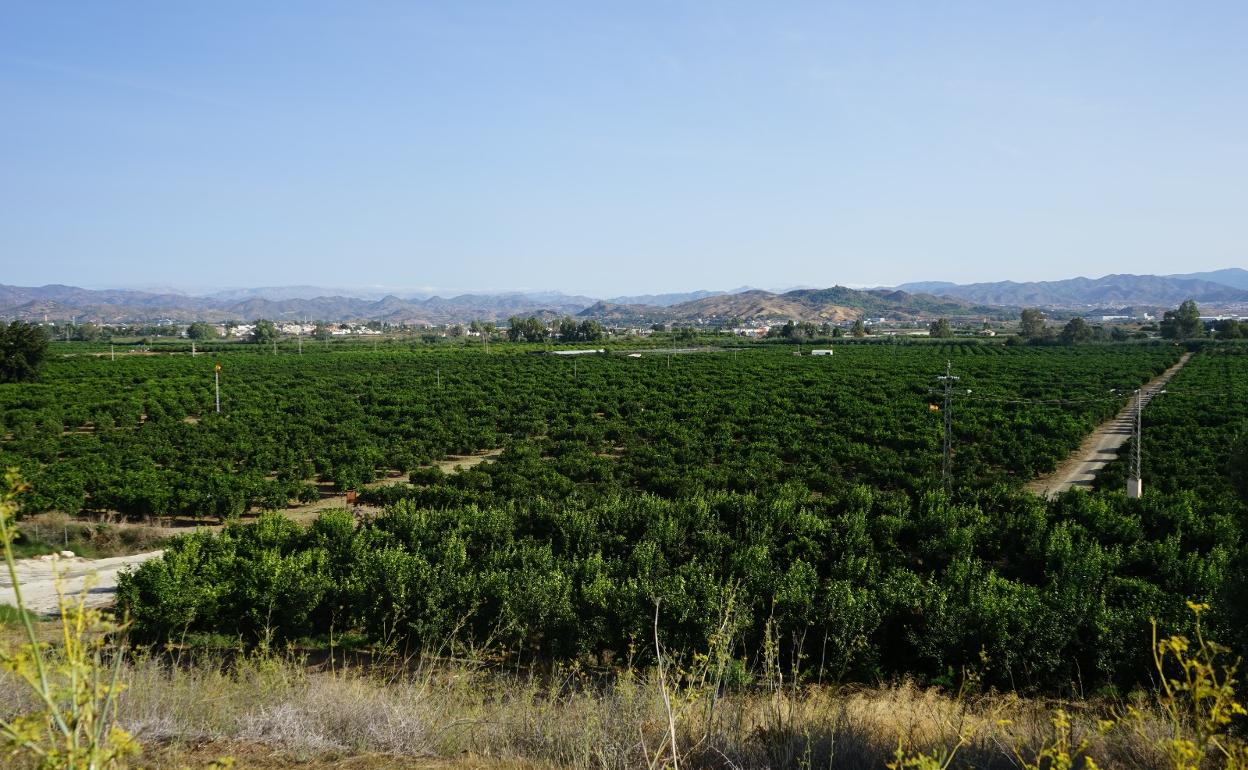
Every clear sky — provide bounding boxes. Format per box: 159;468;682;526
2;1;1245;296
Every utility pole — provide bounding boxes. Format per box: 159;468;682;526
214;363;221;414
937;361;960;490
436;367;441;390
191;340;196;357
1128;389;1144;498
298;332;302;354
110;344;115;362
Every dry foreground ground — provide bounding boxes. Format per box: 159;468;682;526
0;643;1189;770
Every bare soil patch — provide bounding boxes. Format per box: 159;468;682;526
431;448;504;473
141;742;541;770
0;550;166;615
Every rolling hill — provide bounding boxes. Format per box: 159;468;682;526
579;286;1007;324
0;284;593;325
895;273;1248;307
5;267;1245;326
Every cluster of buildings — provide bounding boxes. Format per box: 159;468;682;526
200;322;384;338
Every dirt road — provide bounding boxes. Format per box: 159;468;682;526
1026;352;1192;499
0;450;508;615
0;551;165;615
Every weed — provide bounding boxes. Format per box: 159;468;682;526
0;469;141;769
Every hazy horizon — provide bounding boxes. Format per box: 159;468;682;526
1;264;1243;302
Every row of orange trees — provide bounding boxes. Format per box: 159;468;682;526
1;343;1180;519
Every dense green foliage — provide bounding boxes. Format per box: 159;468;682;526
118;476;1237;692
928;318;953;338
556;317;604;342
185;322;218;340
507;316;549;342
0;321;49;383
1160;300;1204;340
1094;346;1248;659
1019;308;1047;339
249;319;278;345
8;339;1247;693
1;344;1178;518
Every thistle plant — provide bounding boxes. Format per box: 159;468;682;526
1116;602;1248;770
889;600;1248;770
0;468;139;770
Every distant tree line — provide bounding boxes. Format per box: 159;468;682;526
507;316;549;342
557;317;604;342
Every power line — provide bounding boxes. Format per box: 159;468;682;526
1128;389;1142;497
957;386;1239;406
936;361;960;490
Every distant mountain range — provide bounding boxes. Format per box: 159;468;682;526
0;285;596;325
0;282;1008;326
580;287;1005;324
895;269;1248;308
1166;268;1248;291
1;268;1244;325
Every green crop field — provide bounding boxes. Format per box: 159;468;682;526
1;343;1179;515
4;341;1246;694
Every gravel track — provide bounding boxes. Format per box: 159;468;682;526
1026;351;1192;498
0;550;165;615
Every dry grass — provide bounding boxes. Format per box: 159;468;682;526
0;650;1187;770
140;741;543;770
13;513;172;558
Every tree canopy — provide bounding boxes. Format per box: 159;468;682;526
186;322;218;341
928;318;954;338
1019;308;1046;339
1060;317;1092;344
770;320;821;341
1214;319;1244;340
250;320;278;345
1160;300;1204;340
0;322;49;383
507;316;549;343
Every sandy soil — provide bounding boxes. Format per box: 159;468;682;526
1026;352;1192;498
0;550;165;615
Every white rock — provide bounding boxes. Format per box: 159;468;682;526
59;550;75;558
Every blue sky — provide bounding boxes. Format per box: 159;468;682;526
2;2;1245;296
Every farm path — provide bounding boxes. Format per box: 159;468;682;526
0;551;165;615
1;450;507;614
1025;351;1192;499
283;448;504;524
